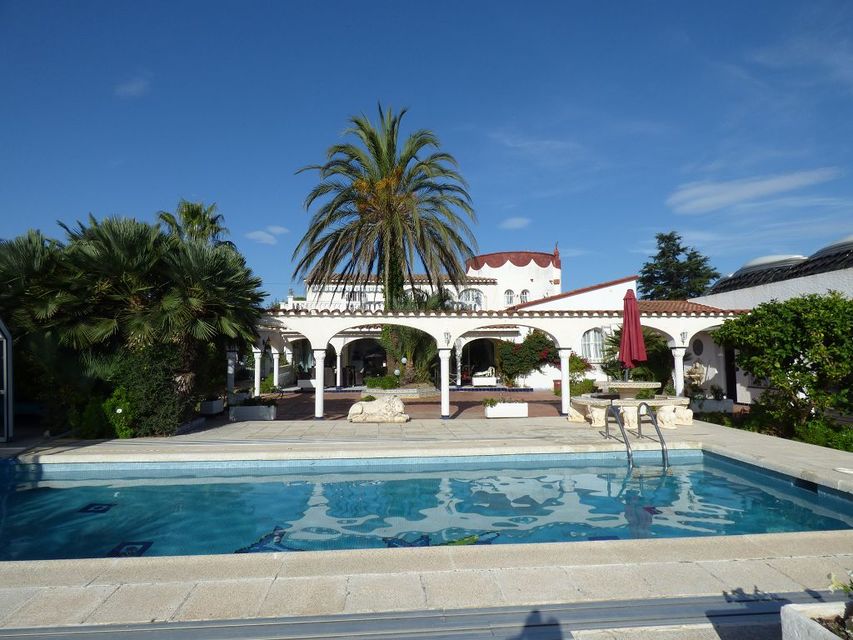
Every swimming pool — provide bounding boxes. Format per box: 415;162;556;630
1;451;851;560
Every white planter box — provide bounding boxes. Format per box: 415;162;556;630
472;376;497;387
229;405;276;421
199;399;224;415
690;398;734;413
297;379;315;389
781;602;848;639
485;402;528;418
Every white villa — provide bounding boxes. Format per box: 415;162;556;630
247;248;741;418
241;234;851;418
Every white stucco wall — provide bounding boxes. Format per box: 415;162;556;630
466;257;561;307
519;280;638;311
691;268;853;310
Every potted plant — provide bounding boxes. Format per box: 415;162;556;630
229;397;277;421
483;396;528;418
200;394;224;415
781;572;852;639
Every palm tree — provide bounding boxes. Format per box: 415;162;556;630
293;105;477;310
158;200;234;247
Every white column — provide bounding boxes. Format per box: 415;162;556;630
226;348;237;394
439;349;452;418
335;351;342;388
252;347;262;397
313;349;326;419
559;348;571;416
672;346;687;396
272;350;280;387
455;347;462;387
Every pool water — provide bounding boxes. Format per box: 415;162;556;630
1;452;851;560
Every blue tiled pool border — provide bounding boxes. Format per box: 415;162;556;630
7;449;699;476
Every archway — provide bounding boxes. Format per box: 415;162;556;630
341;337;387;387
459;338;498;386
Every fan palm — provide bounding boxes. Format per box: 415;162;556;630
293;105;477;310
158;200;234;247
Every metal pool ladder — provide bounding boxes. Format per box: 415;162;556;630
637;402;670;468
605;405;633;466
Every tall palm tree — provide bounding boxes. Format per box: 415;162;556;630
293;105;477;310
158;200;234;247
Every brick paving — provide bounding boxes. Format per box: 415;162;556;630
272;389;562;420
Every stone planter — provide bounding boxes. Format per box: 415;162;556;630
690;398;734;413
485;402;528;418
781;602;850;639
199;398;224;415
297;379;314;390
229;405;276;421
228;391;249;404
472;376;498;387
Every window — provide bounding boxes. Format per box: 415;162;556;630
520;289;529;304
345;290;366;308
459;288;483;311
582;328;605;362
504;289;515;306
692;338;704;356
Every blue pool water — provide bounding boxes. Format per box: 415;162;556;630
1;451;851;560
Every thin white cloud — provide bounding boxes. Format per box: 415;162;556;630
559;248;591;258
266;225;289;235
751;35;853;93
114;76;151;98
499;217;531;230
245;230;277;245
666;167;842;214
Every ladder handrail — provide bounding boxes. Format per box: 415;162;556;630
637;402;669;468
605;405;633;466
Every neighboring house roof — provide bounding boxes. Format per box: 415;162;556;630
466;249;561;270
315;274;498;286
510;275;637;310
707;234;853;294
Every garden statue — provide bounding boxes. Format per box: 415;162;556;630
348;395;410;423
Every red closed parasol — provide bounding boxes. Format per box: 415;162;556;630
619;289;647;371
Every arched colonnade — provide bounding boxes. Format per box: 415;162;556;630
245;308;740;419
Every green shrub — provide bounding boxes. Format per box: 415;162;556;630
362;395;377;401
103;387;135;439
75;397;112;439
260;375;275;394
366;375;399;390
635;388;655;400
554;378;598;396
108;345;186;437
795;418;853;452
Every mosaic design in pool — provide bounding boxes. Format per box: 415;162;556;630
1;454;851;560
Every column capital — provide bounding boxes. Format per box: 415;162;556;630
313;348;327;357
251;345;262;355
558;347;572;357
670;346;688;356
437;348;452;359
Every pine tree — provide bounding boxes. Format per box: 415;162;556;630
638;232;719;299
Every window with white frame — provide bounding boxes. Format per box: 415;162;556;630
582;328;605;362
459;288;483;310
520;289;529;303
504;289;515;306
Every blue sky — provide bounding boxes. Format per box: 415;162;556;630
2;1;852;300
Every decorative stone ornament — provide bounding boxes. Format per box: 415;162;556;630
348;395;410;423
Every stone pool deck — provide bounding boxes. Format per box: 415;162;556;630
3;418;853;637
